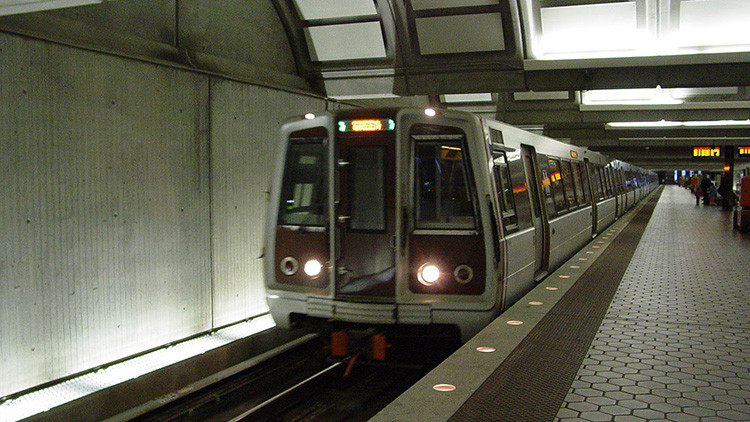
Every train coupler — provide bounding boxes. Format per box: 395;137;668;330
324;330;391;361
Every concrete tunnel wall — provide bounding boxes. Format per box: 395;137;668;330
0;25;332;397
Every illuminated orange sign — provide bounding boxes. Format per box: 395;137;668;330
693;147;720;157
512;183;527;194
352;119;383;131
338;119;395;132
550;171;562;182
739;147;750;155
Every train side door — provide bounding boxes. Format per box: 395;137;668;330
520;145;549;279
334;133;397;300
585;159;598;234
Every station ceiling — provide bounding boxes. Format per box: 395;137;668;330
2;0;750;172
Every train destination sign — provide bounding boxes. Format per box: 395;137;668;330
693;147;721;157
337;119;395;132
739;147;750;156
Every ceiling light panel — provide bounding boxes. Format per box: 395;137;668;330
513;91;569;101
441;93;494;103
411;0;498;10
670;0;750;47
305;22;387;61
583;86;683;105
539;2;644;55
607;119;750;128
416;13;505;55
293;0;377;20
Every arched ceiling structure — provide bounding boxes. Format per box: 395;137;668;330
2;0;750;172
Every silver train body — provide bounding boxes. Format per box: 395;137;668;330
264;108;657;341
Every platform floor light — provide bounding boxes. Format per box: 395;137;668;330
0;315;275;422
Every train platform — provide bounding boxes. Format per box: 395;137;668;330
372;185;750;422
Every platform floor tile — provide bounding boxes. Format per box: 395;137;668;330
556;186;750;422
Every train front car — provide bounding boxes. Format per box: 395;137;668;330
264;108;501;344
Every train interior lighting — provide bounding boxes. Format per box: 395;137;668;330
0;316;275;421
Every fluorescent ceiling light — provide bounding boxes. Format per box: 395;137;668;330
669;87;738;99
607;120;685;128
607;119;750;129
526;0;750;60
328;93;400;100
683;119;750;127
583;86;682;106
441;93;493;103
513;91;569;101
0;315;275;421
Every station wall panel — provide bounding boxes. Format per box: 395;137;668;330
0;32;212;397
0;30;327;398
209;80;324;327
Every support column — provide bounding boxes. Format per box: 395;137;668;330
721;146;736;211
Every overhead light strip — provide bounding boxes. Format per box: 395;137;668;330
607;119;750;129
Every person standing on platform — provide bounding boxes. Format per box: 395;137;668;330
691;174;700;205
700;175;713;206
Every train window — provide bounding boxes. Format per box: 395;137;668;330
547;158;567;213
537;154;557;219
413;136;476;230
349;147;385;231
571;162;588;206
589;164;600;200
598;167;609;198
493;152;518;231
278;136;327;227
590;164;602;201
560;160;578;209
611;168;620;195
508;151;533;230
604;167;615;197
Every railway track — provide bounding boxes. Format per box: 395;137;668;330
132;331;447;422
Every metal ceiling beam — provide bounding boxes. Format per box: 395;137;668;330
525;62;750;92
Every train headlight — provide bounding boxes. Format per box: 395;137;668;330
304;259;323;278
280;257;298;276
417;263;440;285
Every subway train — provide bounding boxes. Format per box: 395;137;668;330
263;107;657;345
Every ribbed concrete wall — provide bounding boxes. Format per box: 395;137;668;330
0;31;326;398
210;79;324;326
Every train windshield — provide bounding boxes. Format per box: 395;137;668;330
278;131;327;227
413;133;475;230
